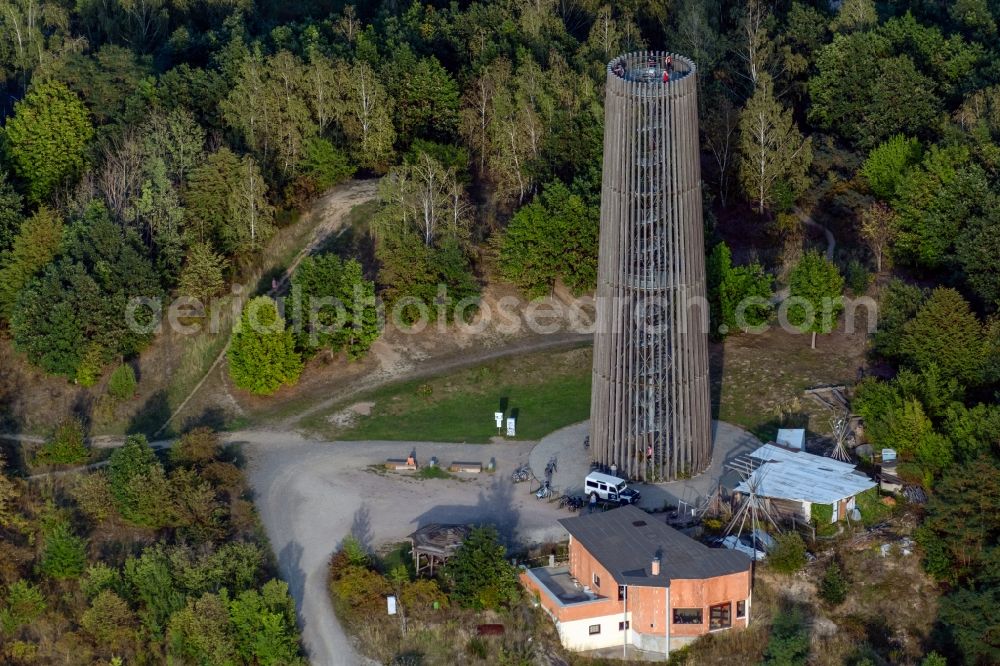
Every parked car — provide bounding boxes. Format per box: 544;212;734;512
716;529;775;561
584;472;641;505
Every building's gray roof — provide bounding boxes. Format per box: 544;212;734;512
734;444;876;505
558;506;750;587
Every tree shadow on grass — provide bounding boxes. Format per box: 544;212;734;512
126;389;173;438
181;406;229;432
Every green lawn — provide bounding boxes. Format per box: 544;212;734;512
309;347;593;442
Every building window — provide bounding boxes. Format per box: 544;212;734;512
673;608;702;625
618;585;627;601
619;621;630;631
736;600;747;618
589;624;601;635
710;602;732;630
592;573;600;588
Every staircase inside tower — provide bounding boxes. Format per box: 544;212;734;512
630;95;674;480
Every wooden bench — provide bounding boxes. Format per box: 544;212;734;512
385;458;417;471
448;461;482;473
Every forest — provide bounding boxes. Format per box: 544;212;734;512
1;0;1000;663
0;428;303;663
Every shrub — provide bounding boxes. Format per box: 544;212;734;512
818;561;849;606
170;427;220;468
71;471;116;522
108;364;137;401
81;589;136;652
466;637;489;659
330;566;390;615
35;417;89;465
762;606;810;665
810;502;834;526
768;533;807;574
301;137;355;191
844;259;872;296
39;520;88;579
75;345;104;387
81;563;122;600
443;526;521;610
416;466;451;480
921;652;947;666
227;296;303;395
329;536;371;581
0;580;46;633
400;578;448;615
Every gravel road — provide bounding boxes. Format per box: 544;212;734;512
239;431;569;666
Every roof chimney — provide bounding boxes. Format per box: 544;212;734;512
651;555;661;576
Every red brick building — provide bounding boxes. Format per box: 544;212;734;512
521;505;752;656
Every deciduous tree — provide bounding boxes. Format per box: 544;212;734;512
228;580;302;665
497;182;598;297
290;254;379;360
739;74;812;214
332;59;395;171
860;134;922;199
184;148;275;257
11;204;161;379
787;249;844;349
0;206;63;321
81;590;137;655
830;0;877;33
3;80;94;202
859;202;898;273
167;593;238;665
808;33;940;147
227;296;303;395
706;242;773;338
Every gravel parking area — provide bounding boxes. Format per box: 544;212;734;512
239;420;759;665
528;420;762;512
239;431;570;666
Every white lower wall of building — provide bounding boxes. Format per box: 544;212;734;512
631;631;700;655
557;612;632;651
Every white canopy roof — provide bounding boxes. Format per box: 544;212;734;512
735;444;875;505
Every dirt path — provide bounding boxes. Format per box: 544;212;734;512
154;180;379;436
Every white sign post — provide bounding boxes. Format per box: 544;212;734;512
387;595;397;615
494;411;504;431
506;417;516;437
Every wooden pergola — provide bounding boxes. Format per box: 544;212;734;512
409;524;471;576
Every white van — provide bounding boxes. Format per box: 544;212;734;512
584;472;641;505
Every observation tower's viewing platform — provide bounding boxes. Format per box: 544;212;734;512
608;51;695;86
